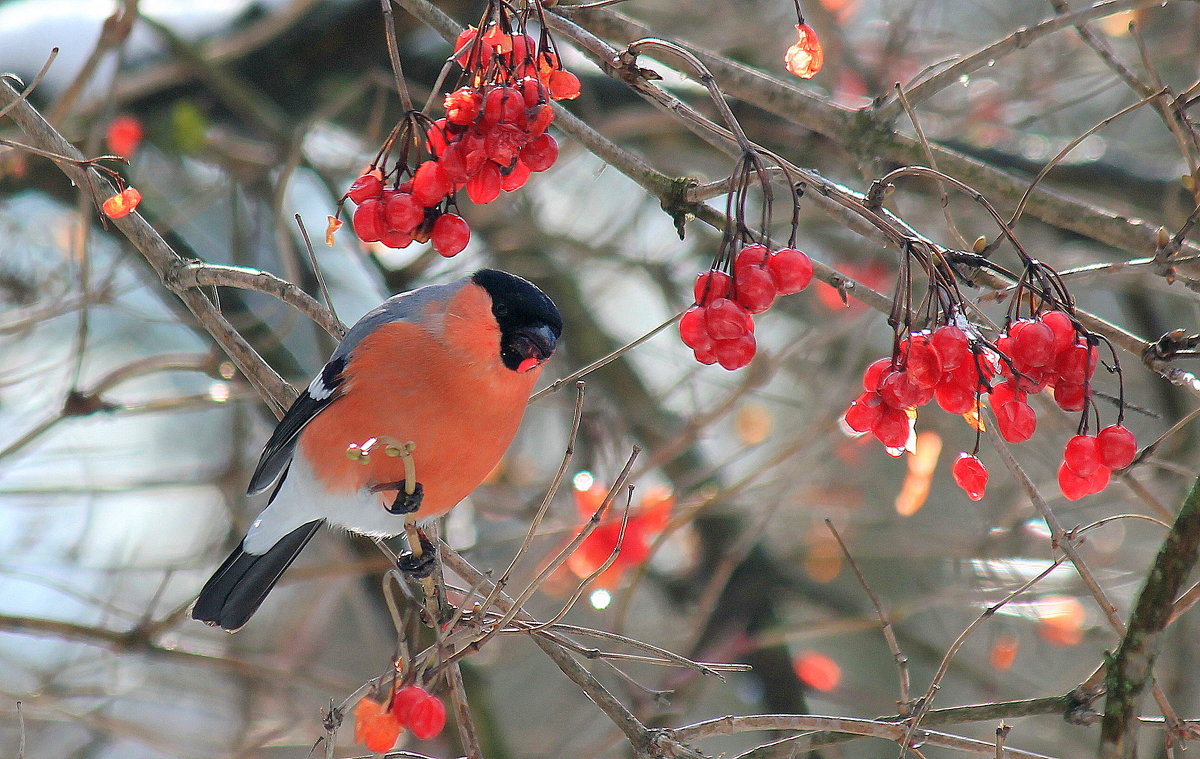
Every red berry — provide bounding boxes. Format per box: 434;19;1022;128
952;453;988;501
439;143;472;182
358;707;401;753
453;27;490;67
101;187;142;219
1055;342;1097;384
466;161;502;204
1085;464;1112;494
391;685;426;724
518;76;546;107
733;244;770;278
994;400;1036;443
767;247;813;294
931;325;970;370
713;333;756;370
935;382;975;414
347;173;382;203
431;213;470;256
734;266;777;314
880;370;928;409
483;86;524;124
380;228;413;249
412;160;452;206
903;335;942;389
693;343;718;365
524;104;555;137
444;86;482;125
1053;383;1087;412
679;306;710;349
863;358;891;392
989;380;1023;410
547;68;581;100
872;406;910;448
501;160;531;191
385;192;423;231
485;123;526;165
1063;435;1101;477
1041;310;1075;353
704;298;753;339
844;391;884;432
426;119;450;157
352;199;386;243
521;133;558;172
106;114;144;157
1058;462;1091;501
1096;425;1136;469
408;693;447;740
694;270;732;306
1011;320;1055;369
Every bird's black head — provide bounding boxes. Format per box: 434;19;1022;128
472;269;562;372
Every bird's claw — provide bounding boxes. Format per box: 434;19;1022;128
397;530;437;578
382;481;424;514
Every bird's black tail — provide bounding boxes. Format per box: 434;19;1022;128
191;520;323;632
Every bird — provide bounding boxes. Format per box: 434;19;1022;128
192;269;561;631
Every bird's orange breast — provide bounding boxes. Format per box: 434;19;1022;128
297;284;540;518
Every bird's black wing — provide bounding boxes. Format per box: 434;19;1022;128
246;356;346;495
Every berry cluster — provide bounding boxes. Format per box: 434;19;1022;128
340;2;578;258
844;305;1136;502
679;244;814;370
354;685;446;752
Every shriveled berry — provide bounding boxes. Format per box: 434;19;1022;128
444;86;483;125
547;68;581;100
704;298;753;339
485;123;526;165
521;133;558;172
355;698;385;744
453;27;490;67
431;213;470;256
931;325;970;370
466;161;502;204
713;333;756;370
734;266;777;314
1096;425;1136;469
844;391;884;432
903;335;942;389
767;247;813;294
352;199;386;243
952;453;988;501
347;173;382;203
1063;435;1100;477
994;400;1036;443
426;119;450;157
385;192;423;231
872;406;910;448
694;270;732;306
101;187;142;219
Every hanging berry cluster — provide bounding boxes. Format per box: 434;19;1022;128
354;684;447;752
679;152;815;370
840;248;1136;502
340;0;578;257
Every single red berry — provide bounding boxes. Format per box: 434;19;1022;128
1041;310;1076;353
1053;382;1087;412
101;187;142;219
501;160;531;191
518;76;546;107
1063;435;1101;477
733;266;777;314
408;693;447;740
694;270;732;306
1085;464;1112;495
363;712;401;753
940;360;980;391
380;228;413;249
347;173;382;204
352;199;386;243
106;114;144;157
547;68;581;100
1096;425;1136;469
733;244;770;279
354;698;384;745
679;306;710;349
412;160;452;206
438;143;472;182
431;213;470;256
453;27;490;67
844;391;884;433
466;161;502;204
426;119;450;157
931;324;970;370
524;104;555;137
704;298;753;339
391;685;426;725
903;335;942;389
994;400;1036;443
483;86;525;125
693;342;718;365
880;370;927;409
989;380;1023;410
444;86;483;125
952;453;988;501
713;333;756;370
484;123;526;165
521;133;558;172
863;358;892;392
766;247;813;294
1011;320;1055;369
1012;366;1049;395
385;192;423;231
1055;342;1097;384
935;382;975;414
1058;461;1092;501
872;406;910;448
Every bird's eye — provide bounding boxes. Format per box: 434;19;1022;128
495;304;509;318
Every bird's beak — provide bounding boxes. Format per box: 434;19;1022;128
514;324;558;370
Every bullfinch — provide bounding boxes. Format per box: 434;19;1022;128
192;269;561;631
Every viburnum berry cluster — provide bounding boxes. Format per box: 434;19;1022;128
339;0;578;258
679;150;814;370
840;250;1136;502
353;684;446;752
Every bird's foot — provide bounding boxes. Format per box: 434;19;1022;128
374;481;424;515
397;529;437;578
